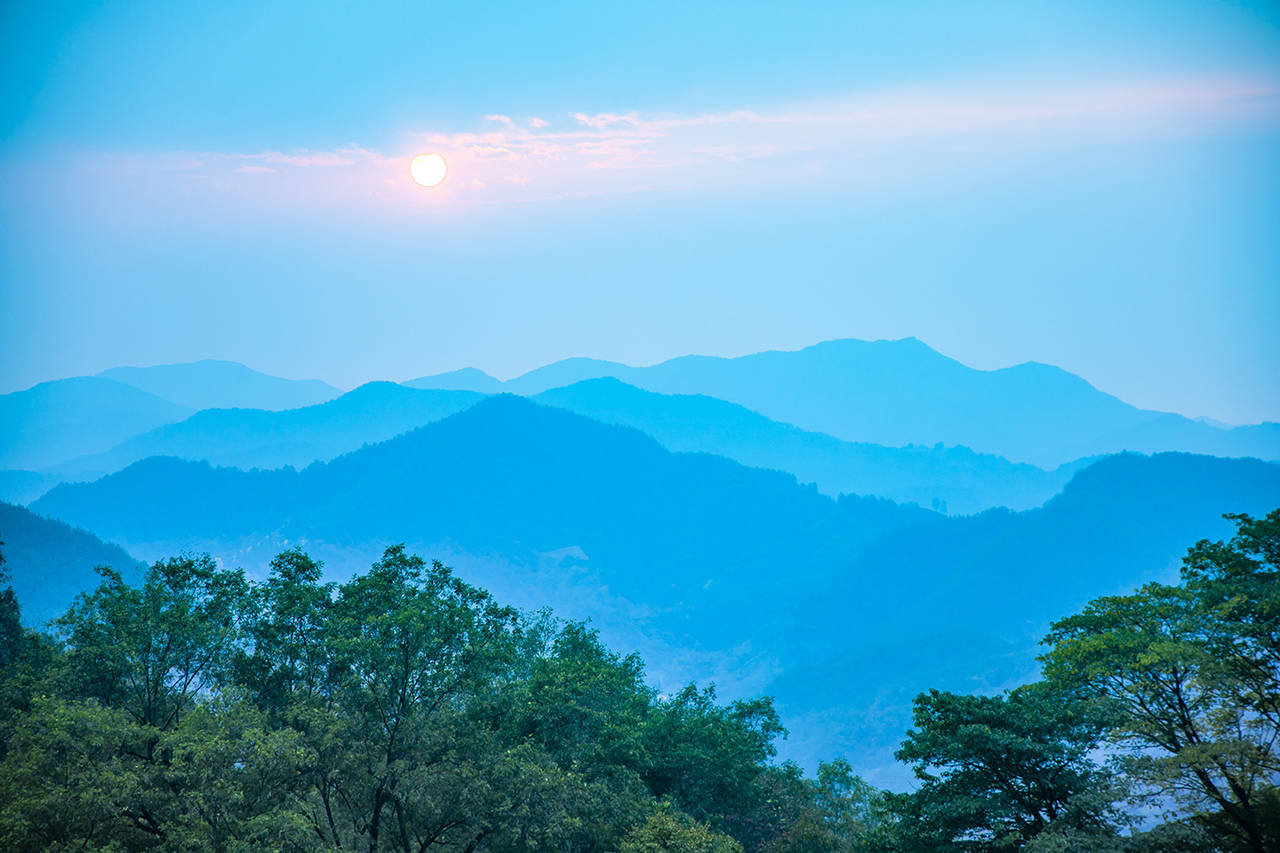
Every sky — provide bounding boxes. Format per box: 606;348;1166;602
1;0;1278;423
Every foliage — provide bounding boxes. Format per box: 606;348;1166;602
1040;510;1280;853
618;804;743;853
891;684;1122;851
2;509;1277;851
0;542;881;852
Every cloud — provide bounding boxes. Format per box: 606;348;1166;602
92;73;1280;211
571;111;641;129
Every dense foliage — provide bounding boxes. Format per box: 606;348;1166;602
882;509;1280;852
0;544;873;851
0;509;1276;851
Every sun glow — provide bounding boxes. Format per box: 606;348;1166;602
409;153;448;187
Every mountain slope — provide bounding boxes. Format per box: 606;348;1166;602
52;382;485;480
444;338;1278;467
32;396;932;609
532;377;1081;513
0;470;61;506
771;452;1280;780
403;367;505;393
0;377;192;470
99;359;341;411
23;399;1280;782
0;501;145;627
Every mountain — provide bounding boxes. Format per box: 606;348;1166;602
24;398;1280;782
32;396;933;614
51;382;485;480
0;470;61;505
0;501;145;627
99;359;341;411
532;377;1083;514
403;367;505;393
421;338;1279;467
772;451;1280;780
0;377;192;470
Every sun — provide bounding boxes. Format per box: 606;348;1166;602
409;153;448;188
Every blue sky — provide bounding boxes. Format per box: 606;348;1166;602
2;0;1278;423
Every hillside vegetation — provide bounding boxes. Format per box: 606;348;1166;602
0;511;1275;851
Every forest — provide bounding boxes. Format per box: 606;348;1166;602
0;509;1276;852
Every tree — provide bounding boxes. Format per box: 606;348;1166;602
642;684;785;845
0;543;22;670
57;554;249;730
234;546;335;716
619;804;743;853
751;759;891;853
1041;557;1279;852
1181;509;1280;764
300;544;533;851
893;685;1121;851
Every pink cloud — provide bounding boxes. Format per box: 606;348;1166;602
571;111;641;129
96;73;1280;212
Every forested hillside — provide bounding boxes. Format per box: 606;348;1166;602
24;396;1280;779
0;502;144;626
0;511;1275;851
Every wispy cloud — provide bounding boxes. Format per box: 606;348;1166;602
73;74;1280;212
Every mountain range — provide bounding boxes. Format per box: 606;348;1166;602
6;339;1277;509
25;395;1280;781
49;382;483;481
21;376;1077;514
411;338;1280;467
97;359;341;411
532;378;1085;513
0;377;192;470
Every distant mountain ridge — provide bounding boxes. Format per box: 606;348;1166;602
0;377;192;470
532;377;1085;513
410;338;1280;467
51;382;484;481
98;359;341;411
36;376;1082;515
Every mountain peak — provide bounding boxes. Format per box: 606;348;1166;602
97;360;341;412
403;367;504;393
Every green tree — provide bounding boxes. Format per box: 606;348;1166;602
642;684;784;844
752;759;890;853
619;804;743;853
300;544;533;851
0;543;21;670
234;546;335;716
1181;510;1280;765
1041;569;1278;852
893;685;1121;851
0;696;146;851
57;554;249;730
